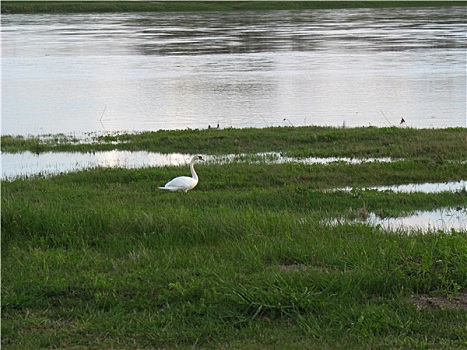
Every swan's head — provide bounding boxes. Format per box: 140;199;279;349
190;155;205;164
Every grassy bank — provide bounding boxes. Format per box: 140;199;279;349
2;126;467;160
2;1;466;14
2;127;467;349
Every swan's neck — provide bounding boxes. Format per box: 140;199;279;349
190;160;198;181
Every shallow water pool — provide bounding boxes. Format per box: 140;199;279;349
329;207;466;233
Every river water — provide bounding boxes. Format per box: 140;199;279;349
2;6;466;136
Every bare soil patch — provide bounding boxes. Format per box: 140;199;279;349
410;289;467;310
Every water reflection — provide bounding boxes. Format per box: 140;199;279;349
331;207;466;233
336;181;467;194
2;7;466;135
3;149;465;232
3;8;466;57
1;151;191;180
368;208;467;233
211;152;393;165
2;150;391;179
2;150;466;199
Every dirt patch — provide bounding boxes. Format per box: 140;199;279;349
277;264;309;272
410;289;467;311
277;264;348;274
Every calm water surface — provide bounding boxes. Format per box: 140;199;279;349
365;208;467;233
2;7;466;135
1;150;394;179
329;207;467;233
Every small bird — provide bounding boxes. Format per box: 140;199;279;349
159;155;205;193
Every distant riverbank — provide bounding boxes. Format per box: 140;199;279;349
2;1;465;14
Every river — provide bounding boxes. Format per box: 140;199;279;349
2;6;466;136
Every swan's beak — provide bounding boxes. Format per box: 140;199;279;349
198;156;205;161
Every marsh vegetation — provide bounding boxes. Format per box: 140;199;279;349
3;126;466;159
2;126;466;349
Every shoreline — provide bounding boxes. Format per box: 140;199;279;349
2;1;466;14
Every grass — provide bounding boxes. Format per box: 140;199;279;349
2;126;467;160
2;127;467;349
2;1;466;14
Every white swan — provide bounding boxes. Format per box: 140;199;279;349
159;155;205;192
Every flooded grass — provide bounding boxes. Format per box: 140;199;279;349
328;207;467;233
1;149;397;180
2;126;467;161
2;126;466;349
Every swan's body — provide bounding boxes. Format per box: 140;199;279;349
159;155;204;192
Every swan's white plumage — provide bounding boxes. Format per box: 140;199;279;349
159;155;204;192
159;176;197;192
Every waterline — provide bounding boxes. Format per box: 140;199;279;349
328;207;467;233
2;150;466;198
1;150;190;180
1;150;396;180
335;181;467;194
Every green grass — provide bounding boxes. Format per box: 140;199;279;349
2;1;465;14
3;126;467;161
2;127;467;349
